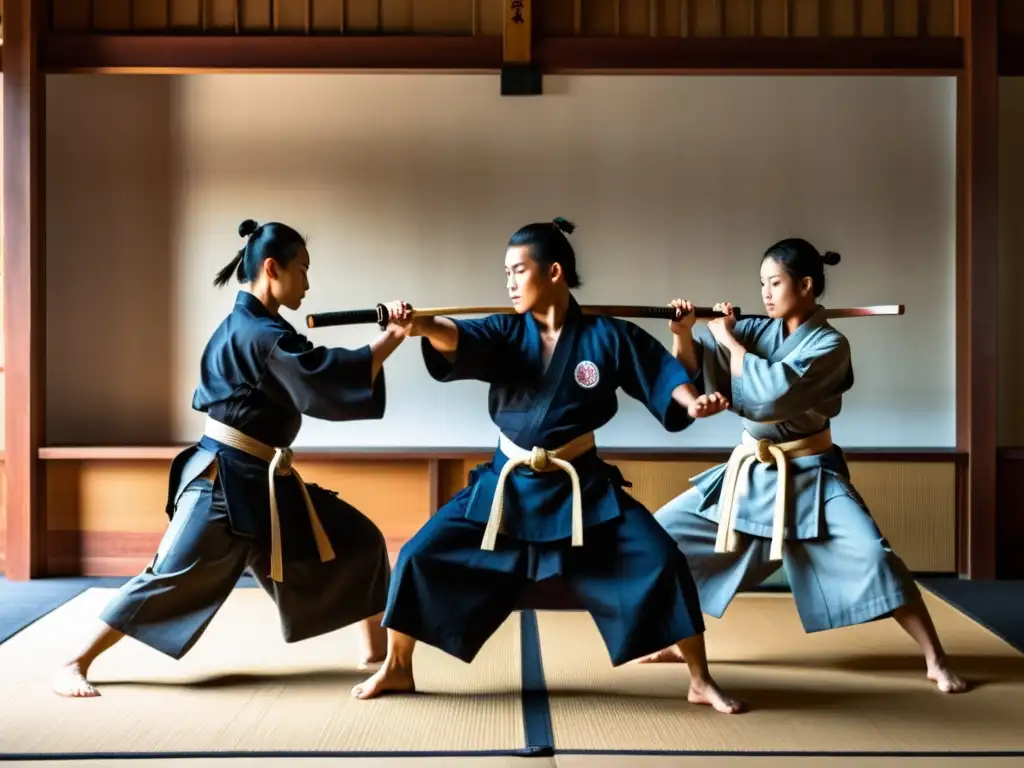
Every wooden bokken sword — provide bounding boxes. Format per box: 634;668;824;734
305;303;904;330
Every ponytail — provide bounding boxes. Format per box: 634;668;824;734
213;249;245;288
212;218;307;288
552;216;576;235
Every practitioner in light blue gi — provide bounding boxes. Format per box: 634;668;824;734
641;238;967;694
353;218;745;714
54;219;413;698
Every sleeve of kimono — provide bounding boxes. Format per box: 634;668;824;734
265;331;386;422
692;318;760;400
421;314;509;384
615;320;695;432
732;332;851;423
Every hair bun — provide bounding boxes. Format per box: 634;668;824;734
238;219;259;238
552;217;576;235
821;250;841;266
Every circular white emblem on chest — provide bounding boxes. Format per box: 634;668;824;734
574;360;600;389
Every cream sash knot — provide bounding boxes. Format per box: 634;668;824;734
714;428;833;562
481;431;596;551
203;416;335;582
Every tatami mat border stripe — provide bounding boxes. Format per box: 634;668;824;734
519;609;555;756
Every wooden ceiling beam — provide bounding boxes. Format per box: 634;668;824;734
38;34;962;75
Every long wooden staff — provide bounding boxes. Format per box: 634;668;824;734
305;303;903;330
306;304;731;329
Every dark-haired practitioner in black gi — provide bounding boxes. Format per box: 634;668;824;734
353;218;745;715
54;219;414;698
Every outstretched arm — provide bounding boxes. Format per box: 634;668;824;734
415;313;510;384
617;319;728;432
412;316;460;358
670;383;730;419
268;338;386;423
265;299;414;422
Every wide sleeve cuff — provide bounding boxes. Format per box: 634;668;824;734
421;318;498;383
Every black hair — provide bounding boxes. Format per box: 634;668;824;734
507;217;582;289
213;219;308;288
761;237;841;298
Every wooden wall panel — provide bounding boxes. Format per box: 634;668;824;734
535;0;576;36
275;0;311;33
47;0;958;36
311;0;345;32
204;0;237;30
168;0;202;27
52;0;92;30
239;0;273;30
436;458;474;513
846;461;956;571
44;458;434;575
438;454;955;572
477;0;505;35
1001;0;1024;35
412;0;474;33
342;0;383;31
616;459;956;571
133;0;171;30
39;455;958;577
693;0;725;36
91;0;131;30
926;0;954;36
381;0;415;32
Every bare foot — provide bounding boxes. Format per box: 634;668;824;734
688;679;746;714
53;662;100;698
928;660;968;693
358;614;387;670
635;645;686;664
351;663;415;700
359;642;387;670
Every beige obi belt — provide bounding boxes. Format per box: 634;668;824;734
480;430;597;551
203;416;335;582
715;427;834;561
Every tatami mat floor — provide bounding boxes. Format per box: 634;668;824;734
2;576;1022;765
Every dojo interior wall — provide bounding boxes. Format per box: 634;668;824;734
4;70;1021;576
44;73;956;450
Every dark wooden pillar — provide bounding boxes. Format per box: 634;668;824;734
3;0;48;579
956;0;999;579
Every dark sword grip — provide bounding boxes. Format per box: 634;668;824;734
305;304;386;329
658;305;743;321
